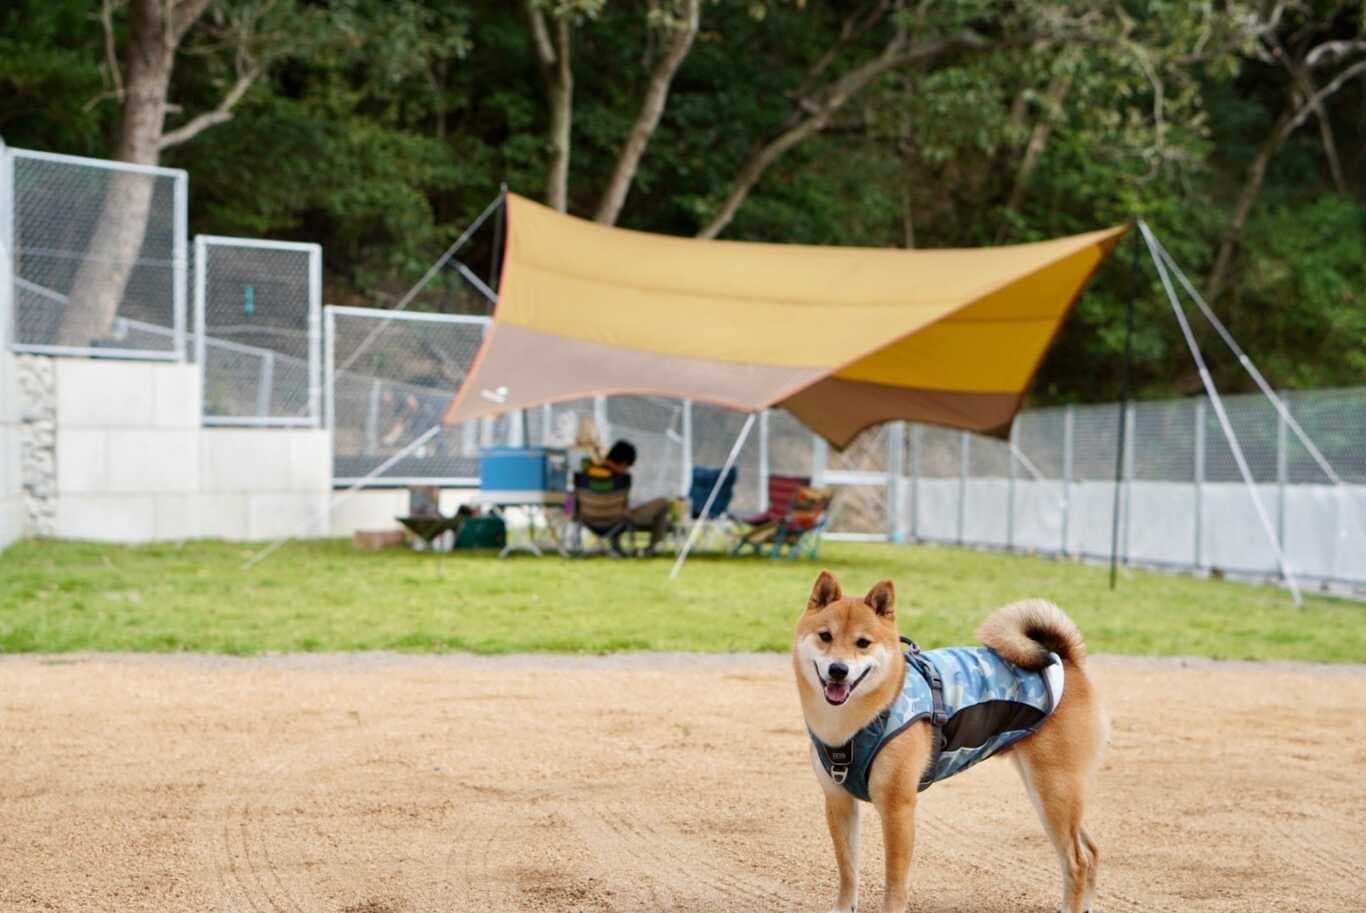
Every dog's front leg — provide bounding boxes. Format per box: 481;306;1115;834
875;792;917;913
823;783;860;912
814;749;860;912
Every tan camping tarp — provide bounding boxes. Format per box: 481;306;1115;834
444;193;1125;446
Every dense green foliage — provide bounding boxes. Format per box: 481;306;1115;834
1;538;1359;661
1;0;1362;403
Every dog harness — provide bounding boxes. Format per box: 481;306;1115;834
812;638;1063;802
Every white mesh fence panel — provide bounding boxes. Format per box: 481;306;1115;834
328;307;490;485
196;237;320;425
690;403;764;517
604;396;686;503
9;148;186;358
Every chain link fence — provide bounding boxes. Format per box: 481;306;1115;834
6;146;187;359
321;302;1363;587
195;236;321;426
327;307;493;485
894;389;1366;588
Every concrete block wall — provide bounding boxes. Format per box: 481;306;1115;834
199;429;330;540
0;351;22;548
46;358;330;543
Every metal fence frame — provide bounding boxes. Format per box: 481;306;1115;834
326;305;492;487
5;146;188;361
0;140;11;354
195;234;322;427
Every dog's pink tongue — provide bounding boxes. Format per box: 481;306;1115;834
824;681;851;703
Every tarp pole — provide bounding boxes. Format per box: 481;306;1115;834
335;193;502;377
1110;227;1139;590
1152;229;1363;583
1148;233;1342;486
670;412;756;580
1139;222;1302;605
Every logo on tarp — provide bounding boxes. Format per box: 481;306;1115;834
480;386;509;404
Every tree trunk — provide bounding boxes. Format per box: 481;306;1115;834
997;68;1072;242
545;18;572;212
56;0;215;348
527;2;574;213
56;0;171;347
1204;107;1294;305
594;0;701;225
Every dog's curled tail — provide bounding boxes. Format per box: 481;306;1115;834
977;599;1087;669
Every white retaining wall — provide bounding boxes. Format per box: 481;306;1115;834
0;350;22;548
39;358;328;543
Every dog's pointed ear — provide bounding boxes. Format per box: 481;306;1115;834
807;570;843;612
865;579;895;618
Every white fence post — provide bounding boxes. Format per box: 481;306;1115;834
1062;406;1074;556
194;235;207;417
173;171;188;361
1277;393;1288;549
594;395;610;446
308;244;323;428
680;399;693;497
758;409;771;514
1007;421;1018;551
1194;398;1205;569
957;431;969;545
909;423;921;541
1123;404;1136;564
812;433;828;487
888;421;906;542
323;306;336;433
0;140;12;354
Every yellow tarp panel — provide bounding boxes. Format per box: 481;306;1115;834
495;193;1123;377
835;241;1110;392
443;193;1125;443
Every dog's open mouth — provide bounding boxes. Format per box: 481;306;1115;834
818;665;871;706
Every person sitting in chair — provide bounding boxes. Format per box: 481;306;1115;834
589;440;671;556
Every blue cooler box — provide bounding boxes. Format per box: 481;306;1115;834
478;447;568;492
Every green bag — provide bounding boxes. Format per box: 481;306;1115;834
454;514;507;550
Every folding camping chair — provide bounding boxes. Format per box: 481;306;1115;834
569;471;637;557
676;465;739;551
733;477;834;560
732;474;808;551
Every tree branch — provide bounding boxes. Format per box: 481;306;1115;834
101;0;127;103
525;0;557;68
1286;59;1347;192
170;0;216;45
796;0;891;98
997;64;1074;241
158;61;259;149
1284;58;1366;133
696;30;1000;239
1306;39;1366;67
593;0;701;224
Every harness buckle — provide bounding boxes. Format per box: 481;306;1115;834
932;710;948;727
831;765;848;785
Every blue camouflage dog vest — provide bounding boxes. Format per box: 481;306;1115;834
812;638;1063;801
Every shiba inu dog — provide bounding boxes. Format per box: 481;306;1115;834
794;571;1107;913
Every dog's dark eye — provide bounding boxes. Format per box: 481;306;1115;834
855;638;871;649
818;631;832;643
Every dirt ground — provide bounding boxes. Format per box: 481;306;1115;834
1;652;1363;913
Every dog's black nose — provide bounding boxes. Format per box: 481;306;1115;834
827;661;849;682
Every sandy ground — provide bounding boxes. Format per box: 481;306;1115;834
1;652;1363;913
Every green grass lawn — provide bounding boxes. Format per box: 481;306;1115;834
0;538;1360;662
